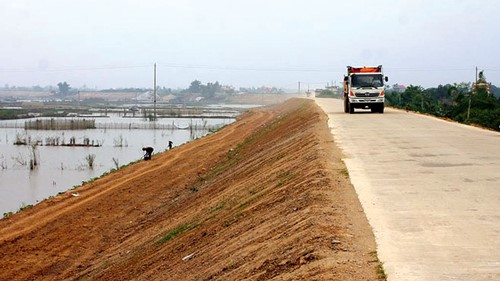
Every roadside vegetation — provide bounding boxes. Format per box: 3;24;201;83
386;85;499;131
385;72;499;131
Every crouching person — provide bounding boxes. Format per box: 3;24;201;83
142;146;154;160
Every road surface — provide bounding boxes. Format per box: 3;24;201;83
315;98;500;281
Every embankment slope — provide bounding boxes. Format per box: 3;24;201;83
0;98;382;280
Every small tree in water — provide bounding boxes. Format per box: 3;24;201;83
85;154;96;169
112;157;119;170
29;144;39;170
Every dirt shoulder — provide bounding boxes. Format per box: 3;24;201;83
0;98;383;280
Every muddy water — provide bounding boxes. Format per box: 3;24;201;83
0;117;233;215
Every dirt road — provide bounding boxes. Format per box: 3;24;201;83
0;99;384;280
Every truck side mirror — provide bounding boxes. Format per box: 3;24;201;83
385;77;389;82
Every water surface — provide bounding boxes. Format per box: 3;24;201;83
0;117;233;214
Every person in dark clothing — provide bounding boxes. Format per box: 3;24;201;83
142;146;154;160
168;141;173;150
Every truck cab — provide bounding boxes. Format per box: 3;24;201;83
343;65;388;114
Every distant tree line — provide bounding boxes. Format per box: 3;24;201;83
315;88;338;97
386;82;500;131
238;86;284;94
182;80;229;98
57;82;71;96
2;80;287;96
1;83;74;97
1;84;56;92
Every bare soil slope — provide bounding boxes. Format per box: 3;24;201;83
0;98;382;280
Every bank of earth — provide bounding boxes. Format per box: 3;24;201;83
0;98;384;280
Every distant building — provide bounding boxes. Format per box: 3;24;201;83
472;70;492;94
472;82;491;94
392;84;406;93
136;91;160;101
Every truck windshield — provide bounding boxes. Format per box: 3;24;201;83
351;74;384;88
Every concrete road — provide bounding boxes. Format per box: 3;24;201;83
315;98;500;281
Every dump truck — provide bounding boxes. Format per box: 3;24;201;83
343;65;388;114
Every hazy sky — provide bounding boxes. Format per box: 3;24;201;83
1;0;499;90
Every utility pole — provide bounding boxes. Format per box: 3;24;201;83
154;63;157;122
298;81;301;96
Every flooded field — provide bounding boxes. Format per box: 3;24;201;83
0;116;234;215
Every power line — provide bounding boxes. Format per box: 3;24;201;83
0;63;151;73
386;67;500;72
0;62;343;74
156;63;342;73
1;62;498;74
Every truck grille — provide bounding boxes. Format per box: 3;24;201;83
355;92;379;97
